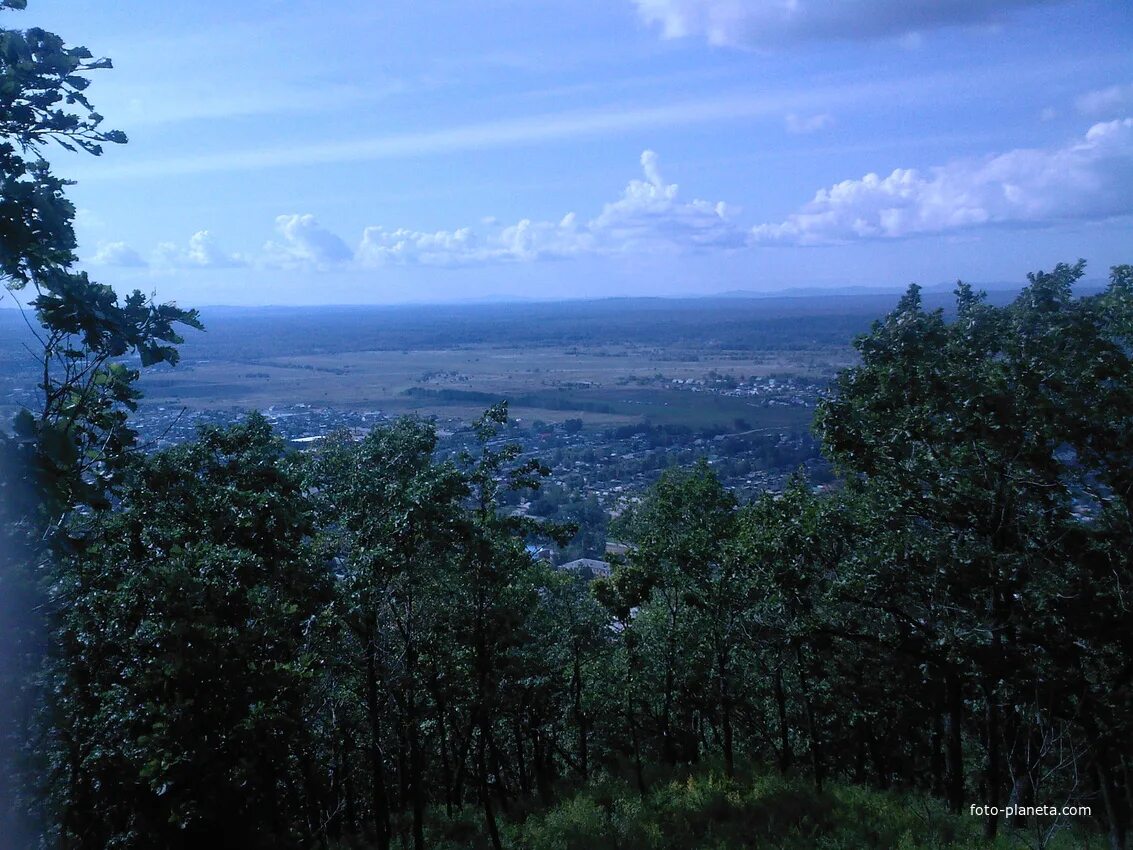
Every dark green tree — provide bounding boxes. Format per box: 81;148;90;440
308;418;468;850
453;402;570;850
47;414;330;848
0;3;199;843
602;461;739;774
816;262;1133;846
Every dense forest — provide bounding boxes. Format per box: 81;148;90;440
3;4;1133;849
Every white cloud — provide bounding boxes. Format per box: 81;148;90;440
353;151;743;268
1077;83;1133;118
632;0;1063;48
498;213;597;261
751;118;1133;244
155;230;245;269
355;215;595;268
263;214;353;269
91;241;147;268
357;226;482;267
590;150;746;250
785;112;834;134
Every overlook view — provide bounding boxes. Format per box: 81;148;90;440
2;1;1132;849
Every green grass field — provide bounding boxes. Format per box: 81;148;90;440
128;343;835;431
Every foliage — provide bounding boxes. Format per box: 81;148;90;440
499;770;1088;850
0;3;200;845
45;414;329;848
0;0;201;530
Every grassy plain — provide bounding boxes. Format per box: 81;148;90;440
133;343;833;430
3;292;968;431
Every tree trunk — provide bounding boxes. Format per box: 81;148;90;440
1123;757;1133;839
514;713;530;796
625;626;648;795
436;697;454;818
409;699;425;850
774;665;793;776
983;683;1001;841
572;649;589;780
1097;754;1128;850
718;650;734;779
945;672;964;814
795;651;823;791
532;728;553;806
853;724;868;785
662;617;678;765
1005;702;1031;829
364;637;392;850
397;716;409;815
930;712;945;798
477;719;503;850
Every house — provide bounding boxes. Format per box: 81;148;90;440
559;558;612;578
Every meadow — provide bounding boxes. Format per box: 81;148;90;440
2;293;913;430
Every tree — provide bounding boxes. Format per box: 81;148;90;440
308;418;468;850
815;262;1133;847
0;4;200;843
46;414;330;848
601;461;739;774
452;402;571;850
0;3;200;526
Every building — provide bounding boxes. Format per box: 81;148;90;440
558;557;612;578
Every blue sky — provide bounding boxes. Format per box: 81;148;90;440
14;0;1133;305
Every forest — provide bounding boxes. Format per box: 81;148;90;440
3;4;1133;849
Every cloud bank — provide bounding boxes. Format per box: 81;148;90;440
632;0;1064;48
93;122;1133;272
751;118;1133;244
355;150;744;267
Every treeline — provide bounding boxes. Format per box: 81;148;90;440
403;387;619;415
4;261;1131;849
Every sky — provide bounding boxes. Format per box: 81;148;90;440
11;0;1133;305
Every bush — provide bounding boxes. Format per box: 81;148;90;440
492;770;1092;850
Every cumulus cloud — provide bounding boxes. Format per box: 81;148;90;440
590;150;745;250
155;230;245;269
354;150;743;267
263;214;353;269
355;214;596;267
357;226;482;267
631;0;1063;48
91;241;147;268
750;118;1133;244
1077;83;1133;118
785;112;834;134
497;213;598;261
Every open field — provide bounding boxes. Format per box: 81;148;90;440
130;343;831;429
3;290;1013;430
0;294;896;429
